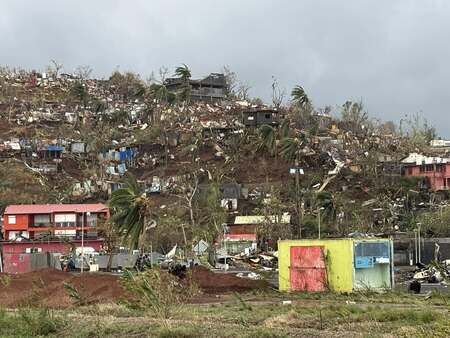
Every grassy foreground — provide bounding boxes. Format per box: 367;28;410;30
1;290;449;337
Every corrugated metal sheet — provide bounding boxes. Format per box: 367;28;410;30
224;234;257;241
290;246;327;292
4;203;108;215
234;214;290;225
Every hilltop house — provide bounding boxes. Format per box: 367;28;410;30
164;73;226;102
402;153;450;191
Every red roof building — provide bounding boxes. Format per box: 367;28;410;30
2;203;109;241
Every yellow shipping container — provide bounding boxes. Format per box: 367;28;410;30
278;238;393;292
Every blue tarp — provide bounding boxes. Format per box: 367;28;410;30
47;145;64;151
119;151;127;162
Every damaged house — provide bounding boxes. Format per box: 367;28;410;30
402;153;450;191
223;214;290;254
220;183;243;211
242;108;280;127
164;73;226;102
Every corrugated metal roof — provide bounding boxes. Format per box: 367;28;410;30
401;152;448;165
224;234;257;241
233;215;291;225
4;203;108;215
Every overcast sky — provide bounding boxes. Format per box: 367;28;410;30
1;1;450;136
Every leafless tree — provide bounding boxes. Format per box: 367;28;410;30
271;76;286;108
173;173;199;227
223;65;238;98
236;83;251;101
48;60;63;77
75;65;93;80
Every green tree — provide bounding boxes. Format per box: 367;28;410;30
291;85;310;109
148;83;175;104
174;64;192;102
109;174;153;249
290;85;317;131
257;119;290;157
279;132;308;163
174;64;191;80
70;81;89;107
257;124;277;156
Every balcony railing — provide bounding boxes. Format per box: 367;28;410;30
29;222;97;228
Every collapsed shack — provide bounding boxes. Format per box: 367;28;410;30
407;260;450;294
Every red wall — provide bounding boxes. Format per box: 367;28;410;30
1;240;104;274
228;224;257;235
1;239;104;254
2;254;31;274
4;214;29;231
405;164;450;191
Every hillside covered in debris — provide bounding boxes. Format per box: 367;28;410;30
0;64;447;249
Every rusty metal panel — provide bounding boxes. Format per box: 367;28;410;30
290;246;327;292
3;253;31;274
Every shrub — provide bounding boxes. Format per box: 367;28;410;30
18;307;64;336
120;268;199;327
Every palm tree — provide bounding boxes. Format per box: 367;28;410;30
174;64;191;80
109;174;153;249
258;124;276;155
174;64;192;103
149;83;170;103
291;85;310;108
258;119;290;157
279;133;307;163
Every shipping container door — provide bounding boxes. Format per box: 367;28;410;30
290;246;327;291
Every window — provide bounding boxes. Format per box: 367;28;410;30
86;214;98;227
425;164;434;172
34;214;50;227
8;215;16;224
354;242;389;258
54;214;76;227
265;113;271;119
419;165;425;173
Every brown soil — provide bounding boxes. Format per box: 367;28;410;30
190;266;267;294
0;269;126;308
0;266;266;308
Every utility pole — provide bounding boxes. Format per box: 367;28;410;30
417;222;422;263
317;207;324;239
413;229;418;264
296;162;301;238
293;160;304;238
81;211;84;274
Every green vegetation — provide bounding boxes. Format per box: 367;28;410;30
1;290;450;337
120;268;199;328
109;174;154;249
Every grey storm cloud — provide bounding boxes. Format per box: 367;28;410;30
1;0;450;135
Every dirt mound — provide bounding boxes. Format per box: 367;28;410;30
0;267;267;308
0;269;126;308
190;266;267;293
